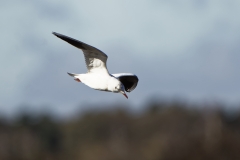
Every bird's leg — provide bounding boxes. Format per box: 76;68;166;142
74;78;81;82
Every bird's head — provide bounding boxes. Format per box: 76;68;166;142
109;78;128;99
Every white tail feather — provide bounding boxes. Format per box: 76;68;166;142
67;72;79;77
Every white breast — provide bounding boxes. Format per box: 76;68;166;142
76;73;111;91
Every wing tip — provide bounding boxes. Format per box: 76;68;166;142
52;32;61;37
52;32;108;58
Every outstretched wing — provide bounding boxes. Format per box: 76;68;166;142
112;73;139;92
53;32;109;74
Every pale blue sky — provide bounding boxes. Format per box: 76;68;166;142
1;0;240;117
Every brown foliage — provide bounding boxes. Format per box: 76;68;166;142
0;102;240;160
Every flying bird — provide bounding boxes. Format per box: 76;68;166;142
52;32;138;99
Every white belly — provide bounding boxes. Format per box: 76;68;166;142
77;73;110;91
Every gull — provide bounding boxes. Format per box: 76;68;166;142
52;32;139;99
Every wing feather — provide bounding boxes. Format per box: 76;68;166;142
53;32;109;74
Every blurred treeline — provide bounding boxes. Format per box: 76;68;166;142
0;101;240;160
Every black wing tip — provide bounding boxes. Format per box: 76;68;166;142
52;32;107;56
52;31;87;50
52;31;57;35
52;32;62;38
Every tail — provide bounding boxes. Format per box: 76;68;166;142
67;72;79;77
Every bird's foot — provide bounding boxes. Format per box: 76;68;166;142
74;78;81;82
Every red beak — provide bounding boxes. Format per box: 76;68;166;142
122;93;128;99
